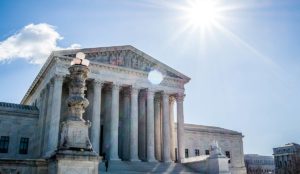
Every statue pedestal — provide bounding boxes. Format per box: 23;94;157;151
60;120;92;150
207;155;230;174
48;150;100;174
207;141;231;174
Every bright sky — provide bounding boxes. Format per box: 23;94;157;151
1;0;300;156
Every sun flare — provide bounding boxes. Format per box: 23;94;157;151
182;0;222;30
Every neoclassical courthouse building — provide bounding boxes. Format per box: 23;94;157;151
0;46;246;173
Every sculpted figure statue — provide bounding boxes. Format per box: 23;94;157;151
210;140;225;157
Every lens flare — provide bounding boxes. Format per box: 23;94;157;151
148;70;163;85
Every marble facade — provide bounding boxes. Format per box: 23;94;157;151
0;45;247;174
19;46;190;163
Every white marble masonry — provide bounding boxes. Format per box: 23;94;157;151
47;75;63;156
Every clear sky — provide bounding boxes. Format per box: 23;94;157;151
0;0;300;156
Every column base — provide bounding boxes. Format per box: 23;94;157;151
109;157;121;161
162;160;173;163
146;158;157;162
128;158;140;162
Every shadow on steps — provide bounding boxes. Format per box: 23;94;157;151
99;161;200;174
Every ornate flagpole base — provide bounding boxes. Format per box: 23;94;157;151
48;150;99;174
48;53;100;174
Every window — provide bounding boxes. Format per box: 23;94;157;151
175;148;178;162
195;149;200;156
205;150;210;155
185;149;189;158
225;151;230;158
0;136;9;153
19;137;29;154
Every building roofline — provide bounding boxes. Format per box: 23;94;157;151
21;45;191;104
179;123;243;136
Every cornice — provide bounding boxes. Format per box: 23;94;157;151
52;45;191;82
21;53;57;104
21;46;190;104
58;56;186;90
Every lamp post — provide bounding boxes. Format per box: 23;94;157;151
59;52;93;151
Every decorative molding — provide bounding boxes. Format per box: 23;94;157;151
0;102;38;111
64;49;182;79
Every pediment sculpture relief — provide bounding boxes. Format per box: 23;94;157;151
63;50;181;79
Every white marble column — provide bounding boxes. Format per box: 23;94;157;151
146;89;156;162
43;83;53;156
47;75;63;155
91;80;103;154
122;89;131;160
38;88;47;156
162;92;171;162
130;87;140;161
154;95;162;161
138;90;147;160
110;83;120;160
176;93;185;162
103;87;112;156
169;97;175;161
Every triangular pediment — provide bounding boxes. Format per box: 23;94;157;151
54;45;190;81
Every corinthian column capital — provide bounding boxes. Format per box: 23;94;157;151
54;74;64;81
93;79;104;87
112;82;121;91
175;93;185;103
130;86;139;96
146;88;155;98
50;74;64;84
154;94;161;103
169;96;176;104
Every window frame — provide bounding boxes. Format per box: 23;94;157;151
19;137;29;154
185;148;189;158
0;136;9;153
195;149;200;156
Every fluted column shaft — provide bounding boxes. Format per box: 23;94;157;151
47;75;63;154
122;89;131;160
130;87;140;161
162;92;171;162
110;84;120;160
146;89;156;162
91;80;103;154
138;91;147;160
169;97;175;161
154;95;162;161
176;93;185;162
44;83;53;155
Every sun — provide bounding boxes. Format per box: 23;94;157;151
182;0;222;29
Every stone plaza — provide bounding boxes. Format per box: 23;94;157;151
0;45;246;173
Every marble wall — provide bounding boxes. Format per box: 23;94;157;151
174;123;247;174
0;103;39;159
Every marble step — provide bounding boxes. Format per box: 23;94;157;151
99;161;199;174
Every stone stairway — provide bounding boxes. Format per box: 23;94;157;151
99;161;198;174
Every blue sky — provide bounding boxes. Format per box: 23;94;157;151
1;0;300;156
